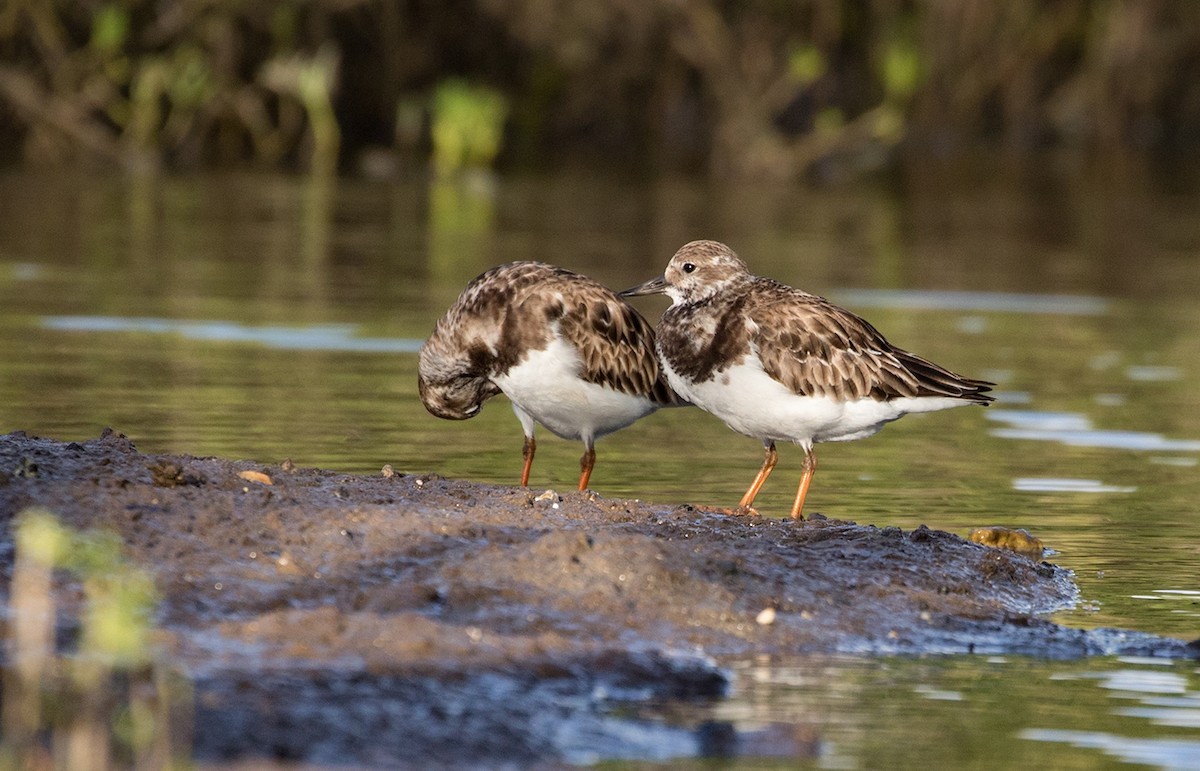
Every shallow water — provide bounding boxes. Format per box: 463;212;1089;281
629;655;1200;769
2;161;1199;767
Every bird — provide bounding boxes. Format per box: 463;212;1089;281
419;261;681;491
621;240;993;518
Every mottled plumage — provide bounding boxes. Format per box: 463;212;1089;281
419;261;681;490
622;240;993;517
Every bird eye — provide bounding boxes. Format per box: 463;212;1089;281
682;262;696;274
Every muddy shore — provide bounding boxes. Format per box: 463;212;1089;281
1;430;1195;767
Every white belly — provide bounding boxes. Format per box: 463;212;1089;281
492;336;658;442
662;352;969;448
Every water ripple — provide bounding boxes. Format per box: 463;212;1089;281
1126;365;1183;382
42;315;424;353
1013;478;1137;494
833;288;1109;315
988;410;1200;452
1021;729;1200;770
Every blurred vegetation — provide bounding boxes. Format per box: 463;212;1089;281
1;1;1198;178
1;509;187;770
430;78;508;174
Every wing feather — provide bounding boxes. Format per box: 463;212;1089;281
748;280;993;403
511;267;684;406
559;284;683;406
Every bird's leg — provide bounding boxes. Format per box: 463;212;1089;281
734;441;777;515
789;447;817;520
577;442;596;491
520;435;536;487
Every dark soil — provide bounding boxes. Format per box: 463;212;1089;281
1;429;1195;768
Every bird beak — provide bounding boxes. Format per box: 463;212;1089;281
619;275;668;297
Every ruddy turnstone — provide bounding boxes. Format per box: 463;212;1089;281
622;240;993;518
419;261;680;490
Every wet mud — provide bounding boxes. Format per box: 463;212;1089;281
1;430;1196;767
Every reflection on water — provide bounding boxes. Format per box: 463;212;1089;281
1021;730;1200;769
1018;658;1200;769
3;163;1200;768
428;174;499;287
1013;478;1138;493
1126;365;1184;382
42;315;424;353
988;409;1200;451
646;655;1200;768
832;287;1110;315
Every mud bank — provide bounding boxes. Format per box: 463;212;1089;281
1;430;1195;767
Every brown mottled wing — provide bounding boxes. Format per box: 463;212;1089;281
546;275;684;406
749;281;993;403
438;262;559;342
425;262;559;375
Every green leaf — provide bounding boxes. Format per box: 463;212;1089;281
91;5;129;57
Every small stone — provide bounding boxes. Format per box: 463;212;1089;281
275;552;303;576
238;470;273;486
756;607;777;626
381;464;396;478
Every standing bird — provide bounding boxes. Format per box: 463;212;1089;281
419;261;681;491
621;240;993;518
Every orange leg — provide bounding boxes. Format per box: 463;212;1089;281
736;441;778;513
577;443;596;491
789;447;817;519
520;435;536;486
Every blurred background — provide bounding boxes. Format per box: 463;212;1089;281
2;0;1199;178
4;3;1200;768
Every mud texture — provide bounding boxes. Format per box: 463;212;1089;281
1;430;1196;768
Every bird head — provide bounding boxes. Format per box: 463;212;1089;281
417;338;500;420
620;240;751;305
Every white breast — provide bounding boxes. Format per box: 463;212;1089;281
492;335;658;443
662;349;971;449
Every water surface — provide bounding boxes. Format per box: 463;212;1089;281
1;162;1198;767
